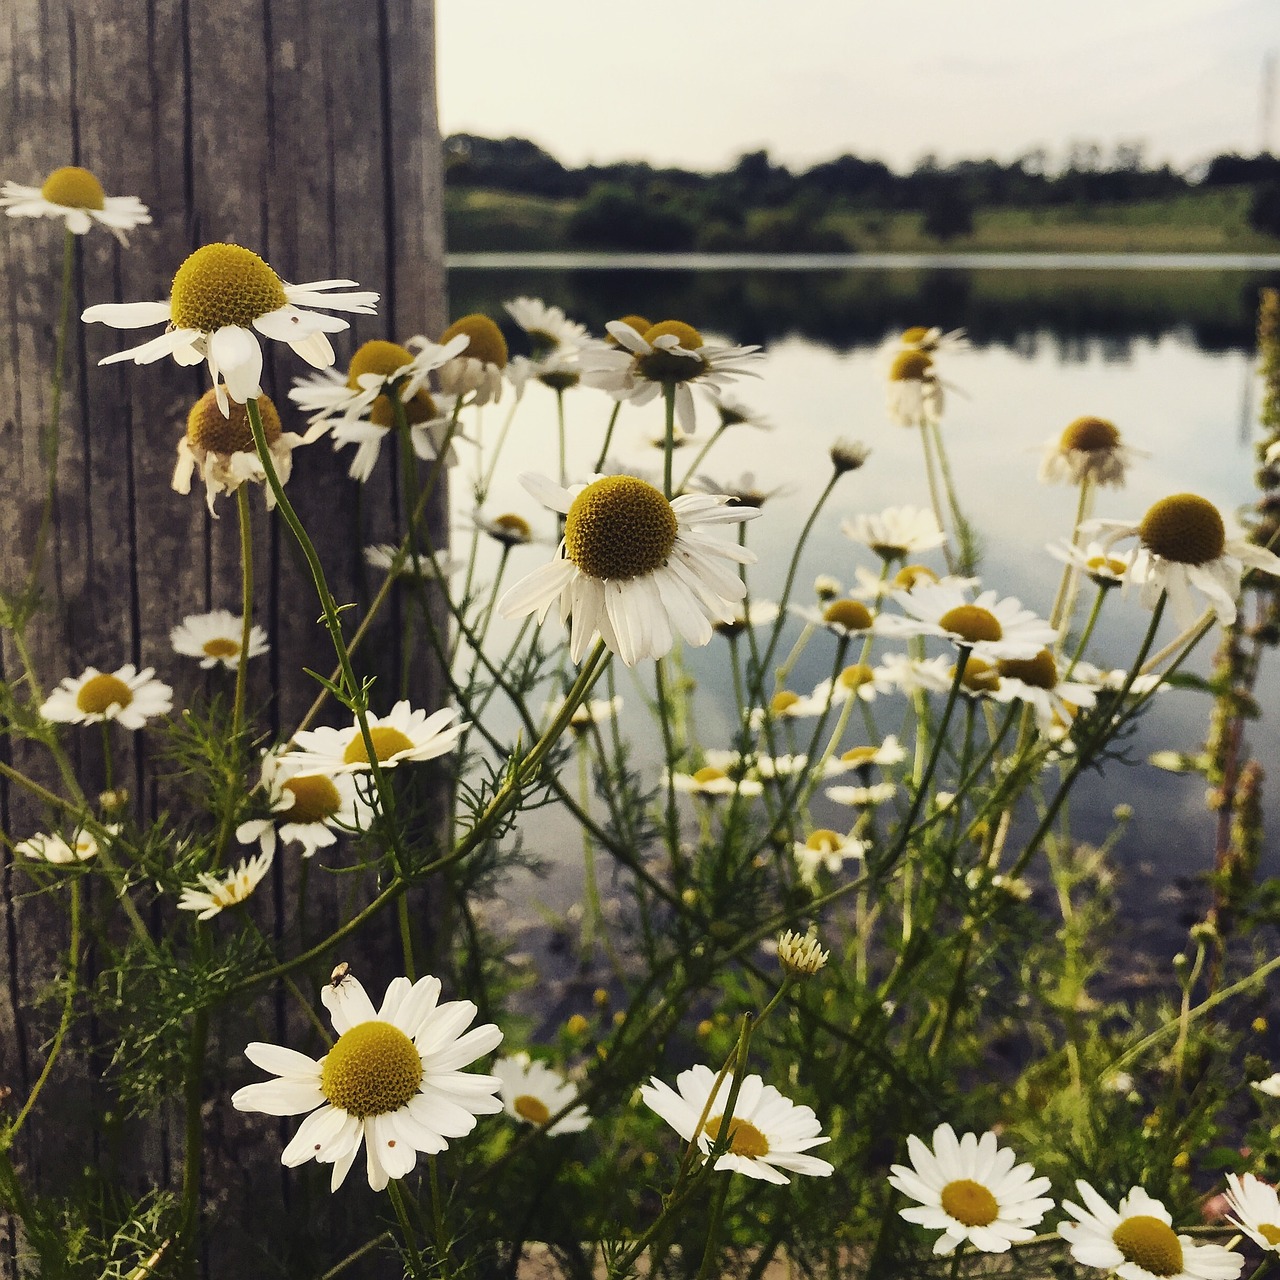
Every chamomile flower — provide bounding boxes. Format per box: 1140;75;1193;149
493;1054;591;1135
231;971;503;1192
284;702;467;775
669;766;764;798
808;663;893;707
16;827;113;864
496;473;760;666
990;649;1098;736
177;849;273;920
792;829;867;885
170;610;269;670
40;665;173;730
473;511;537;548
826;781;898;808
874;652;956;696
1223;1173;1280;1252
432;315;508;404
1039;416;1141;488
1047;538;1136;588
708;391;774;432
885;349;944;427
508;347;590;395
888;1123;1053;1256
1087;493;1280;629
824;736;908;775
747;688;826;728
1;165;150;243
640;1065;834;1185
695;472;790;509
580;319;763;435
236;750;370;860
897;325;969;354
1059;1181;1243;1279
713;599;781;637
82;242;377;414
791;597;877;637
328;391;457;483
842;506;947;562
879;583;1057;662
505;296;590;357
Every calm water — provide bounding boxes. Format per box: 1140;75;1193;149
445;259;1280;931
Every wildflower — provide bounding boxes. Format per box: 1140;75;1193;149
793;830;867;885
708;391;773;432
669;766;763;799
747;688;826;727
231;971;503;1192
1039;416;1141;488
40;665;172;730
236;749;370;860
434;315;508;404
826;781;897;808
1059;1180;1243;1279
842;506;947;561
813;574;842;601
82;242;377;414
505;296;589;358
474;511;536;548
886;349;943;427
640;1065;834;1185
1223;1173;1280;1252
990;649;1098;736
178;849;273;919
329;392;457;482
170;610;269;671
543;695;624;733
874;652;957;696
879;582;1057;662
16;827;113;864
1;165;150;243
493;1054;590;1135
777;929;829;978
508;347;589;394
713;599;781;637
696;471;790;509
808;663;892;707
888;1123;1053;1256
1047;538;1136;588
284;702;467;775
824;736;908;775
496;473;760;666
830;438;872;475
898;325;969;354
791;598;876;638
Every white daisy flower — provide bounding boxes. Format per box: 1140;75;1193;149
82;242;377;415
747;688;827;728
495;472;761;667
231;971;503;1192
1047;538;1137;589
1039;416;1142;489
842;506;947;562
284;702;467;775
808;663;894;707
177;849;273;920
472;511;537;548
888;1122;1053;1256
507;346;591;395
1253;1073;1280;1098
897;325;969;355
1;165;150;243
579;319;763;435
364;545;465;580
493;1053;591;1135
668;766;764;799
826;781;898;808
505;296;590;357
1224;1173;1280;1252
713;599;781;637
885;349;943;427
40;664;173;730
170;609;269;670
874;652;956;696
640;1064;834;1185
708;391;773;432
1087;493;1280;630
814;574;843;602
432;315;508;405
989;649;1098;736
792;829;867;885
329;393;458;483
1059;1180;1243;1279
823;736;908;775
879;582;1057;662
236;749;370;860
753;753;811;780
791;597;876;638
15;826;115;864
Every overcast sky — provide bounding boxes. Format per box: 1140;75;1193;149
437;0;1279;174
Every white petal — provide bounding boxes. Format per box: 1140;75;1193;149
81;300;172;329
208;327;263;402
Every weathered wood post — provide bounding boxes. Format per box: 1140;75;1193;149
0;2;447;1273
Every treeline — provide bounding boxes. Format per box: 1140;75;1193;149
444;134;1280;250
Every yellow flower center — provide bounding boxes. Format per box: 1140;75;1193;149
939;1179;999;1228
692;766;728;785
1138;493;1226;566
937;605;1003;645
368;389;438;430
440;314;508;367
538;368;580;392
838;664;875;690
202;637;240;659
889;350;933;383
997;649;1057;689
564;476;678;581
186;390;282;454
823;600;873;631
347;339;414;388
900;326;930;344
41;165;106;210
955;657;1001;693
771;691;801;714
702;1115;770;1159
487;513;532;545
840;746;879;767
282;773;342;824
1060;415;1120;453
513;1094;551;1125
1086;554;1128;577
610;315;652;346
894;564;939;590
1258;1223;1280;1246
636;320;707;383
806;829;843;851
170;243;289;333
75;673;133;715
319;1020;423;1118
342;725;417;765
1111;1215;1184;1277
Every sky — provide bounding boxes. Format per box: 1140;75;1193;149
437;0;1279;175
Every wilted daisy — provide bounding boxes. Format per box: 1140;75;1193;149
886;349;943;427
433;315;508;404
1039;416;1141;488
1047;538;1136;589
170;610;269;670
505;296;589;357
496;473;760;666
82;242;377;414
231;971;503;1192
493;1054;590;1135
580;319;763;435
237;749;370;860
842;506;947;562
1;165;150;243
1059;1180;1243;1279
792;829;867;885
1223;1173;1280;1252
879;582;1057;662
669;766;764;799
174;389;319;514
40;664;173;730
285;702;467;775
888;1123;1053;1256
640;1065;834;1185
16;827;112;864
1087;493;1280;629
177;849;273;920
776;929;829;978
990;649;1098;736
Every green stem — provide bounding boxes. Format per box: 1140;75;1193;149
179;1008;209;1270
386;1178;427;1280
662;384;677;500
593;400;622;474
233;485;254;738
428;1156;453;1280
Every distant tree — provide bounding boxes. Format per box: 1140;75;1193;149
566;182;698;250
1249;182;1280;238
1202;152;1280;187
922;187;974;241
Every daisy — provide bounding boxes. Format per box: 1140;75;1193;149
830;438;872;475
826;781;897;808
177;849;273;919
493;1054;591;1135
292;334;465;419
508;347;590;395
879;582;1057;662
495;473;760;667
713;599;781;638
1069;661;1165;698
792;829;867;885
1087;493;1280;630
814;574;843;602
40;664;172;730
1047;538;1136;589
792;598;876;638
640;1064;834;1185
1;165;150;243
15;826;112;864
1059;1180;1243;1279
82;242;378;415
873;652;956;696
695;472;790;510
433;315;508;405
824;736;908;775
990;649;1098;736
174;389;320;514
668;766;764;799
505;296;590;358
328;392;457;483
473;511;536;548
888;1123;1053;1256
236;749;370;860
897;325;969;354
170;609;269;670
708;392;773;432
753;753;812;780
580;319;763;435
885;349;943;428
1039;416;1141;488
808;663;893;707
776;929;830;978
1223;1173;1280;1252
284;702;467;775
842;506;947;562
747;688;827;728
231;970;503;1192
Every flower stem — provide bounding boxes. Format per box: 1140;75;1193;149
662;384;677;499
233;485;254;737
386;1178;427;1279
594;400;622;474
